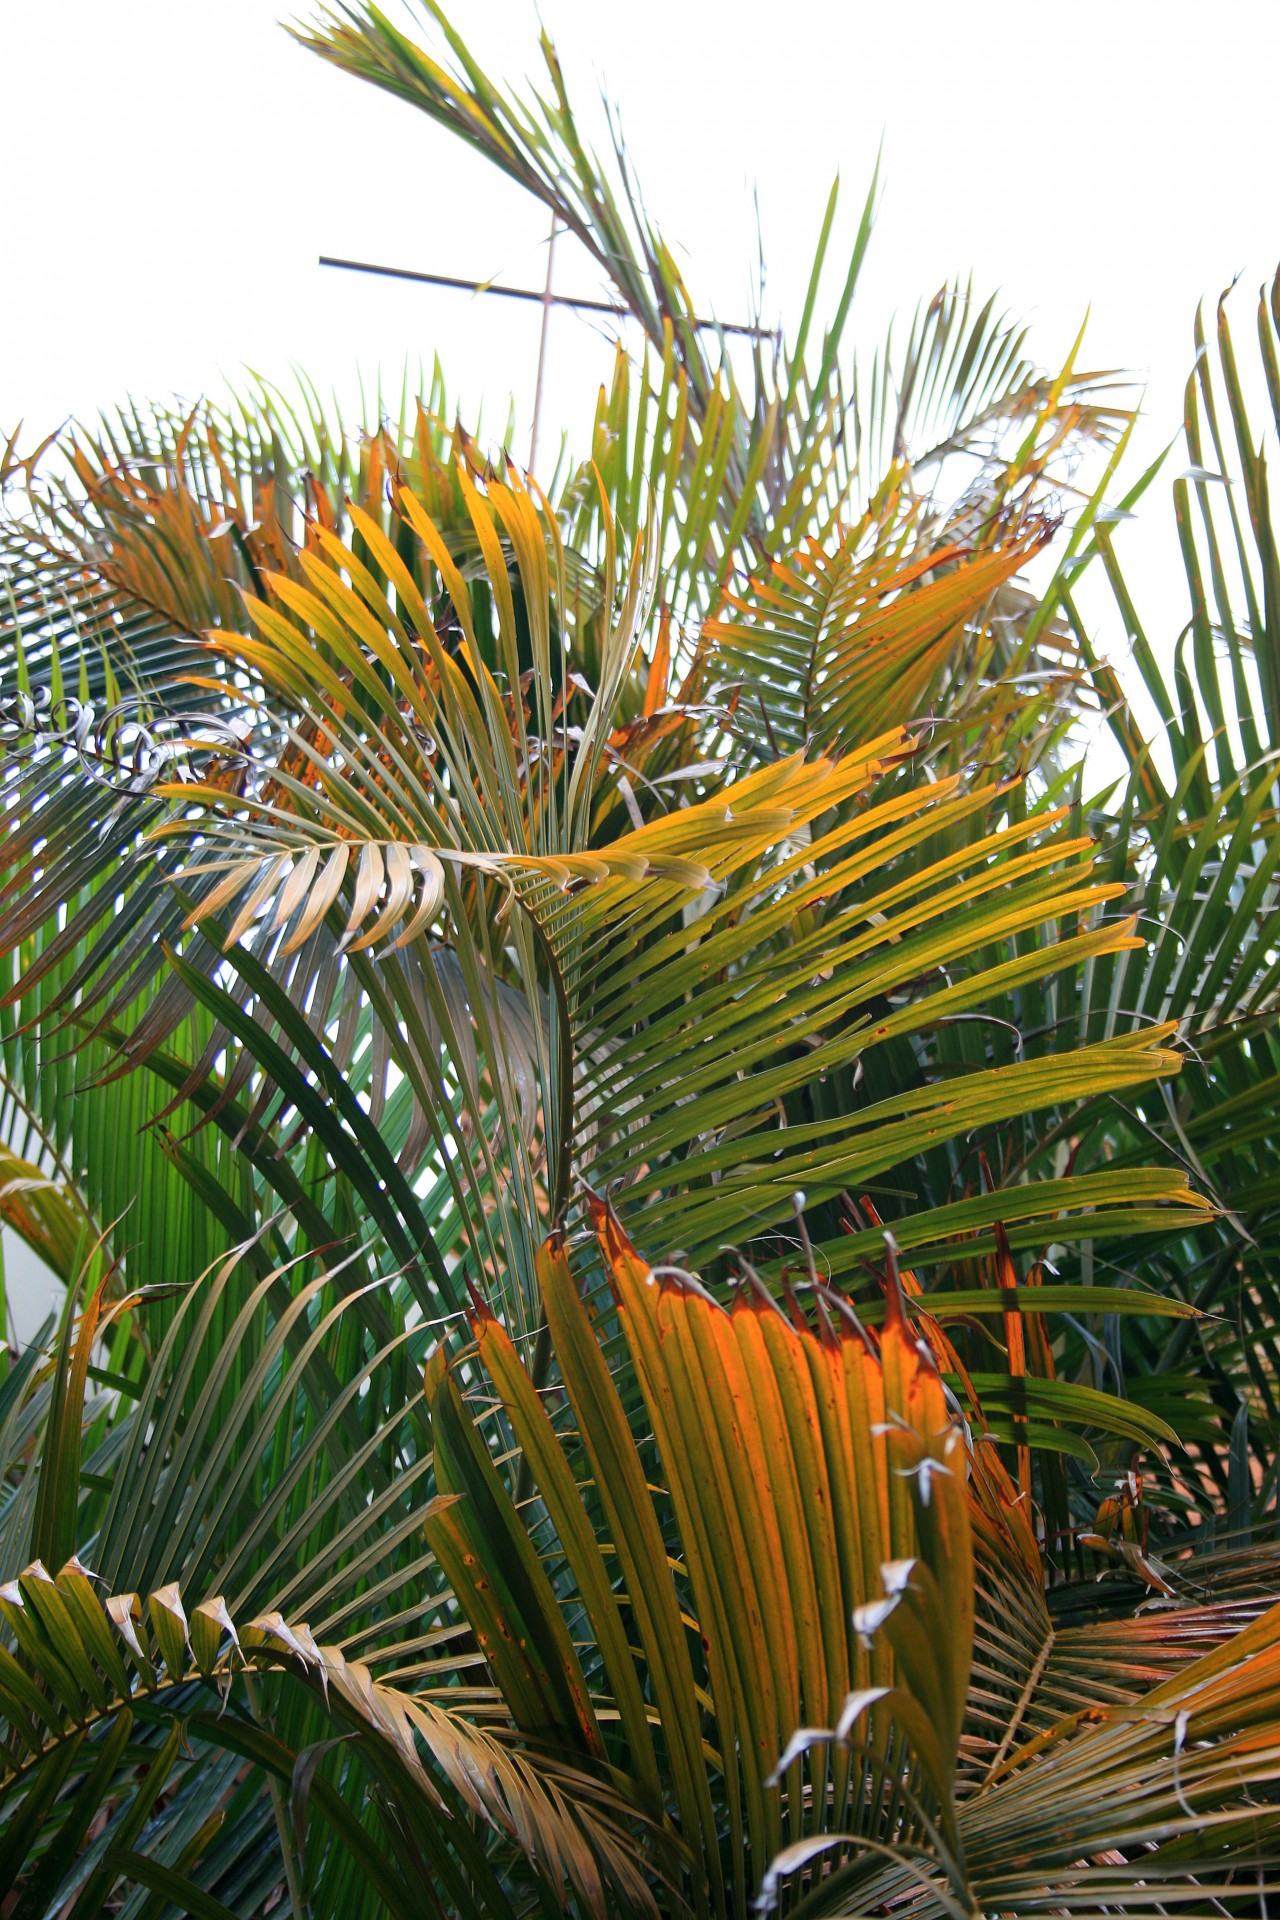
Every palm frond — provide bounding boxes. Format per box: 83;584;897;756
0;1558;647;1918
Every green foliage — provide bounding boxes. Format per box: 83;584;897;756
1;2;1279;1914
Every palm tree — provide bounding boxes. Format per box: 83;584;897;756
0;4;1278;1913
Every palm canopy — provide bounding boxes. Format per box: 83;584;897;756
0;3;1278;1915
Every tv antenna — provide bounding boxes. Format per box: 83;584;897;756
320;217;776;471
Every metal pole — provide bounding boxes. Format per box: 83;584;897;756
319;253;775;339
528;214;560;473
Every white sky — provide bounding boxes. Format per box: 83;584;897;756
6;1;1280;604
3;0;1280;708
2;0;1279;775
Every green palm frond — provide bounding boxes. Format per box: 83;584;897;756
1007;268;1280;1513
0;1557;648;1919
703;508;1049;760
5;3;1280;1915
299;4;1128;629
5;443;1201;1363
781;1602;1280;1916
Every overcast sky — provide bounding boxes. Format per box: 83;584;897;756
6;0;1280;659
6;2;1280;514
3;0;1280;670
4;0;1280;1332
3;0;1279;727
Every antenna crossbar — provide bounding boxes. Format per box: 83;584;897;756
318;254;773;340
